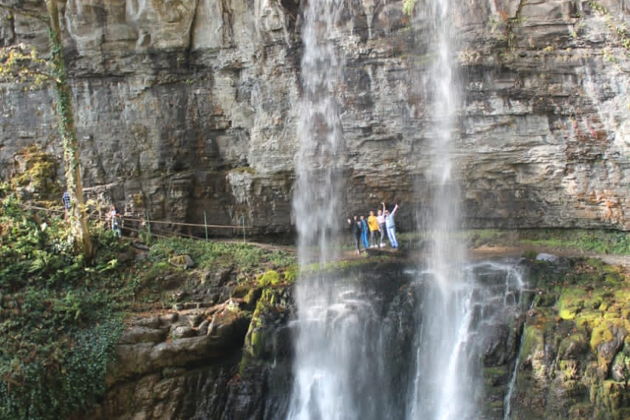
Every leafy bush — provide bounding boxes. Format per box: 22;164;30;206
0;191;130;419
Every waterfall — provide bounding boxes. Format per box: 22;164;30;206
290;0;346;269
286;1;527;419
407;0;474;418
287;0;368;418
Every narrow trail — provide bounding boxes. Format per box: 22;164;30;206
471;245;630;268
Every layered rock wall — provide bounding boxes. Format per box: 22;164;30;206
84;256;630;419
1;0;629;232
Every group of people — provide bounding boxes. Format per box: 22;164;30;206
348;202;399;254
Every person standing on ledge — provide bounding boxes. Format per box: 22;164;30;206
377;208;386;247
359;215;370;250
382;202;399;249
348;216;362;255
367;210;379;248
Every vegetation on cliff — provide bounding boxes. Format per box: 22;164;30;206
0;180;299;419
0;186;130;419
512;256;630;419
414;228;630;255
0;0;93;256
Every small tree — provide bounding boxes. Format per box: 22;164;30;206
0;0;93;258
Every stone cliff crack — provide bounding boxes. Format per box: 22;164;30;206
220;0;234;47
186;0;200;55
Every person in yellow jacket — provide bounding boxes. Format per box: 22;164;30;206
367;210;380;248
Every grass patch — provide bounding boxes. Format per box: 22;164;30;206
147;237;295;274
398;228;630;255
518;229;630;255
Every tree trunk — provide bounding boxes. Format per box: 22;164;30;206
45;0;93;258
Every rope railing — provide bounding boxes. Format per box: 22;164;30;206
117;215;247;230
17;203;253;242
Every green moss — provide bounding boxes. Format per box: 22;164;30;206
613;289;630;303
575;310;603;329
558;333;588;357
521;325;544;359
302;255;396;275
524;256;630;418
523;249;538;260
519;230;630;255
558;288;588;320
483;366;507;388
283;265;298;283
604;273;623;285
258;270;281;287
487;400;504;410
239;287;283;374
590;320;618;351
232;282;253;299
242;286;262;307
10;145;61;201
401;228;630;255
597;380;629;419
558;359;580;381
402;0;416;16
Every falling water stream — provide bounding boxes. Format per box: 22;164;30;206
287;0;525;419
287;0;363;418
407;0;472;418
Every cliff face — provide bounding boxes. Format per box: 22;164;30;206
1;0;629;232
82;257;629;420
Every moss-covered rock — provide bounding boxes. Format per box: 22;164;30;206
510;258;630;420
283;265;298;283
257;270;281;287
10;145;61;201
239;286;292;375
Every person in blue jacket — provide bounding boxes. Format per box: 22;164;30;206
382;202;399;248
359;215;369;250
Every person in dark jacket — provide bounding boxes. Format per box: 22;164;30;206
348;216;363;255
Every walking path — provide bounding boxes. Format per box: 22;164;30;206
471;245;630;268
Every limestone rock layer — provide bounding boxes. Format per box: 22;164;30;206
1;0;629;232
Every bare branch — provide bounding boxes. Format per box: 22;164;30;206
0;2;48;24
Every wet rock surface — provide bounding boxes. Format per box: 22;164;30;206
508;258;630;420
75;255;630;419
77;258;630;419
1;1;629;233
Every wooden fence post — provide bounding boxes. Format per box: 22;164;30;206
203;211;209;242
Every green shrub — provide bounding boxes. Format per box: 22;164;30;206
0;193;130;419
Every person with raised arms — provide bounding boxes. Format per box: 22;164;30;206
382;202;399;249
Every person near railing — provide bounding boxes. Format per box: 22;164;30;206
107;205;122;238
